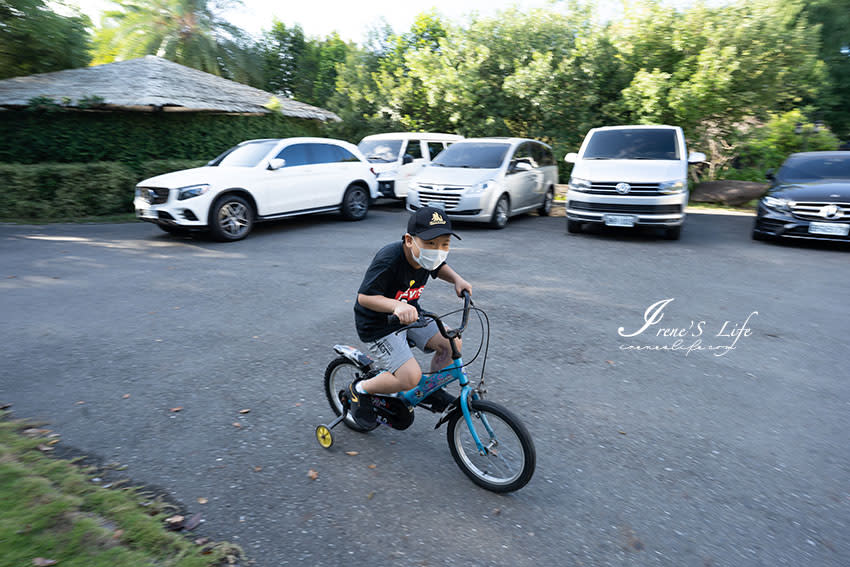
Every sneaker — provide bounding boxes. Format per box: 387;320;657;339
347;381;376;429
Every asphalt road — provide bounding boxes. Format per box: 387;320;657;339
1;205;848;567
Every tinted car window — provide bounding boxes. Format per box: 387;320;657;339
427;142;445;160
308;143;346;165
432;142;510;169
532;142;555;166
215;141;278;167
508;142;535;172
276;143;311;167
405;140;423;159
335;146;361;162
358;139;402;163
583;129;680;160
777;155;850;183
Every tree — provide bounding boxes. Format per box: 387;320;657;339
803;0;850;138
260;21;306;96
92;0;260;86
0;0;91;79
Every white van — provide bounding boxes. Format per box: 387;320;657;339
565;125;705;240
358;132;463;198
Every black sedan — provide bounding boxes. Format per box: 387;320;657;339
753;151;850;242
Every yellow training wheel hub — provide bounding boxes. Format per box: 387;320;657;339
316;425;333;448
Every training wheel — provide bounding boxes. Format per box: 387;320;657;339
316;424;333;449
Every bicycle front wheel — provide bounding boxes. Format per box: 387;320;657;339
446;399;535;493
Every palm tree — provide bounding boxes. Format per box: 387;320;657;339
93;0;261;86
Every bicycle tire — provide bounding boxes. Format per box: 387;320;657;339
323;357;373;432
446;399;535;493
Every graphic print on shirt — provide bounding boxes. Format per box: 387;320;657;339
395;279;424;302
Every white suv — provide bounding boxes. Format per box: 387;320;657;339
134;137;378;241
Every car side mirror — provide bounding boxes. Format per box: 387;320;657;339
688;151;706;164
564;152;578;163
765;169;775;181
268;158;286;170
510;160;533;174
402;154;414;165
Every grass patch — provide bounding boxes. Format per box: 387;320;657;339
0;413;242;567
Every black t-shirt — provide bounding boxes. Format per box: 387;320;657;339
354;241;443;342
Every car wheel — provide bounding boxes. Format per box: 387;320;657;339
664;225;681;240
341;184;369;221
489;194;510;229
209;195;254;242
567;219;582;234
538;187;554;216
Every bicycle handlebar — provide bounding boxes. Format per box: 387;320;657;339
387;290;472;340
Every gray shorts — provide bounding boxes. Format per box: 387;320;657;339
367;319;440;373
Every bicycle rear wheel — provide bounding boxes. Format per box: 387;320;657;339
446;399;535;493
323;357;373;432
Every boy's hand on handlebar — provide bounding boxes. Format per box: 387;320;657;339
393;302;419;324
454;278;472;298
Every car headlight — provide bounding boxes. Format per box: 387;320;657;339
177;184;210;201
468;180;497;195
658;180;687;194
762;196;795;211
568;177;591;191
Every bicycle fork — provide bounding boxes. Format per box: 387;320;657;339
459;385;497;456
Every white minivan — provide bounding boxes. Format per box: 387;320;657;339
358;132;463;198
565;125;705;240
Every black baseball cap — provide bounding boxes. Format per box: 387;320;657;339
407;206;461;240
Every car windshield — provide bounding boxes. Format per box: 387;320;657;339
215;141;279;167
358;139;403;163
582;129;681;160
777;155;850;183
431;142;510;169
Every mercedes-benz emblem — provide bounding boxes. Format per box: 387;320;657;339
819;204;841;219
615;182;631;195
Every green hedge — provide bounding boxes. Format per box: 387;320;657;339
0;160;205;220
0;111;324;165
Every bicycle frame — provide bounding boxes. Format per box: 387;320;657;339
398;352;494;456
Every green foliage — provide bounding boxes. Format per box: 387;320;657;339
722;109;840;178
0;111;320;165
802;0;850;138
0;0;92;79
0;159;206;221
0;162;135;219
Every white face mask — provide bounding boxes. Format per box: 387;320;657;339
412;239;448;271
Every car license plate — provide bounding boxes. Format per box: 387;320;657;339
808;222;849;236
603;214;636;227
140;208;157;219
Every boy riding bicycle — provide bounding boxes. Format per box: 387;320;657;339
350;206;472;428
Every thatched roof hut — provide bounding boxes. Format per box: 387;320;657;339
0;55;340;122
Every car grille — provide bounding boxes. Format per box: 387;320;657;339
138;187;170;205
583;182;664;196
569;202;682;214
790;201;850;221
417;185;464;210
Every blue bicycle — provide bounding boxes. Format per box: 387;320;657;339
316;292;536;493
